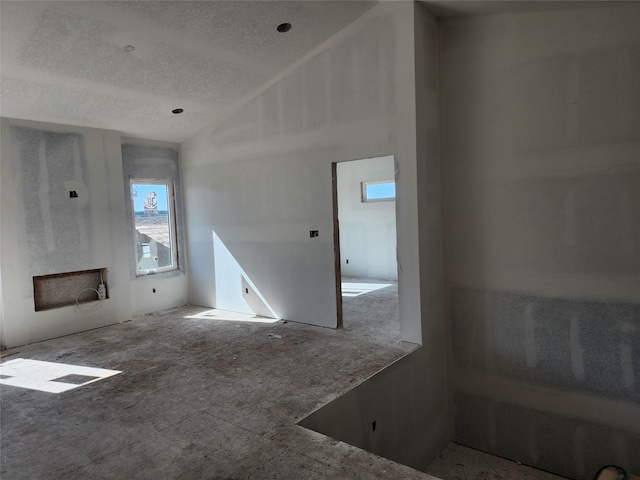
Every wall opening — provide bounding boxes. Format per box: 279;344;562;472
333;155;399;330
33;268;108;311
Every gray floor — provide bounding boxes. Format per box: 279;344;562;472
1;281;568;480
1;282;435;480
426;443;568;480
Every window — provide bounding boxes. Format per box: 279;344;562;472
361;181;396;202
131;180;177;275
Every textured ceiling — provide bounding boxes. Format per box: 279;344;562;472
1;1;377;142
420;0;622;18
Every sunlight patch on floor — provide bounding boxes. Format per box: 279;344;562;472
341;282;391;297
183;308;280;323
0;358;121;393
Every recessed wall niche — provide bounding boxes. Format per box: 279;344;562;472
33;268;108;311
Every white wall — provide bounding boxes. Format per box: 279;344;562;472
182;1;449;469
182;2;423;338
0;130;4;347
0;118;132;348
0;121;190;348
211;230;277;318
440;4;640;478
337;156;397;280
121;138;189;317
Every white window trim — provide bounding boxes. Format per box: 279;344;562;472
361;180;396;203
131;178;178;276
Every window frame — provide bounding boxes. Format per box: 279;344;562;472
130;178;179;276
360;180;396;203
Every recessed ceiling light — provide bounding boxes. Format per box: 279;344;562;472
277;23;292;33
123;45;135;52
172;108;184;114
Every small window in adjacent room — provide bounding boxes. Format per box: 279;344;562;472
131;180;178;275
361;180;396;202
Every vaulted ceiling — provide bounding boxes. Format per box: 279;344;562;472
1;1;616;143
1;1;377;142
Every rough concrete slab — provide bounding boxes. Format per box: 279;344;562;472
454;393;640;479
0;302;422;479
426;442;568;480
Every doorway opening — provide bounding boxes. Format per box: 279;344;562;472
332;155;399;332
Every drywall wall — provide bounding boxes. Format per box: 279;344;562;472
0;138;4;348
211;230;277;318
337;155;397;280
182;1;424;339
413;1;449;464
440;5;640;479
302;4;448;470
121;139;188;317
0;118;132;348
182;1;448;470
300;344;448;470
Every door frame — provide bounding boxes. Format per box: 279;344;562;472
331;162;343;329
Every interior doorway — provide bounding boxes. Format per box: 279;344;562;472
332;155;399;331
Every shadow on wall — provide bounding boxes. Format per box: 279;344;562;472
212;230;277;319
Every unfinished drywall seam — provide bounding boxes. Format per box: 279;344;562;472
0;118;133;348
441;5;640;478
71;135;90;249
184;3;388;146
37;136;56;252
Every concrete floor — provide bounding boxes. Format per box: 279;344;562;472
426;443;568;480
1;281;437;479
1;281;570;480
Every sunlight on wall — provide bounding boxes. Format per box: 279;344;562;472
212;230;277;318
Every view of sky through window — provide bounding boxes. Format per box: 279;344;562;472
363;181;395;201
131;180;176;274
132;184;169;213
